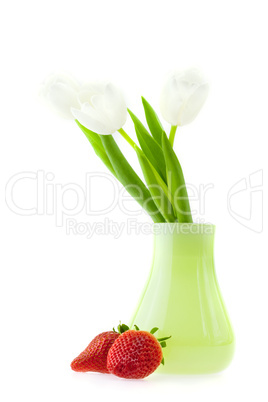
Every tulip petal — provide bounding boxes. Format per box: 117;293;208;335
82;82;107;94
78;82;106;105
91;94;114;128
89;94;117;133
78;90;96;106
80;102;107;126
160;68;209;126
42;72;80;94
103;83;127;129
71;107;113;135
73;82;127;134
39;72;81;119
179;83;209;125
160;77;184;126
46;83;80;119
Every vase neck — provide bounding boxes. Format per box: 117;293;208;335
152;224;215;273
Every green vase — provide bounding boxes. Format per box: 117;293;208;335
129;223;235;374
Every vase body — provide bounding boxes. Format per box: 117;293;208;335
129;223;235;374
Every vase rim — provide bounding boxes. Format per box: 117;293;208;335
152;222;215;236
153;222;215;227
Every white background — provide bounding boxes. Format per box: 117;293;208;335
1;0;267;401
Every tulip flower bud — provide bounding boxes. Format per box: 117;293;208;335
71;82;127;135
39;73;81;119
160;68;209;126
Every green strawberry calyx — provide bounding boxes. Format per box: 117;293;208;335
112;322;171;365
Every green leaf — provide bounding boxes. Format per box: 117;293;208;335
150;327;159;335
76;120;103;147
160;341;167;348
161;357;165;365
141;97;164;145
121;324;130;333
76;121;117;178
100;135;165;223
117;323;129;334
135;145;176;222
134;325;140;331
157;336;172;342
128;109;166;182
162;131;193;223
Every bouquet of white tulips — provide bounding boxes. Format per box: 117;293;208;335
40;68;209;223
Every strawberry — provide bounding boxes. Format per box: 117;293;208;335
71;331;119;373
107;325;171;379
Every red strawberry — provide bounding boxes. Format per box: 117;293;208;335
71;331;119;373
107;326;171;379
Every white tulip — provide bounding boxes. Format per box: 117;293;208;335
160;68;209;126
71;82;127;135
39;73;81;119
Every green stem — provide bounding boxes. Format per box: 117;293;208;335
101;135;165;223
169;125;177;147
118;128;136;149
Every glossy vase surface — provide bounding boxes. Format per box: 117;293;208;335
129;223;235;374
